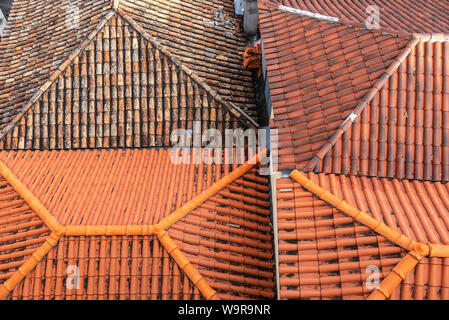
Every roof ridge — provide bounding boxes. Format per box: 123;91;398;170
289;170;449;299
304;36;421;172
259;0;413;40
0;232;61;299
0;149;267;300
0;9;116;143
414;33;449;42
115;8;259;129
367;253;421;300
156;230;220;300
154;151;264;231
0;159;63;235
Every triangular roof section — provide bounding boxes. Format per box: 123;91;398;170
281;169;449;300
118;0;258;120
314;39;449;183
276;175;407;299
0;0;112;130
0;1;257;151
0;149;273;300
259;1;415;171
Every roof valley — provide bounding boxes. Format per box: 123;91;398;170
259;3;413;171
0;149;272;300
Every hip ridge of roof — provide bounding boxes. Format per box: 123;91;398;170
305;36;421;172
0;149;267;300
115;8;259;129
290;169;449;300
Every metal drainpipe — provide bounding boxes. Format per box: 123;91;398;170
260;29;280;299
270;170;282;300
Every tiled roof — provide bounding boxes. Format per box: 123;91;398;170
259;2;412;171
0;177;50;287
276;171;449;300
119;0;258;118
277;0;449;35
7;236;205;300
0;0;111;129
317;40;449;182
0;0;257;151
261;1;449;301
0;149;274;300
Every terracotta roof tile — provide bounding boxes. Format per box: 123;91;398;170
0;1;257;151
243;42;263;77
317;40;449;182
0;8;252;150
259;4;412;171
0;149;248;226
6;236;204;300
259;0;449;301
0;177;50;288
278;171;449;299
276;175;404;299
389;257;449;300
0;149;273;300
0;0;111;129
168;167;274;300
276;0;449;35
119;0;257;118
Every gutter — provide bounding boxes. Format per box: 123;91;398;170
270;171;282;300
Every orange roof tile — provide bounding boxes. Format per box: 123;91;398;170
0;149;225;226
6;236;205;300
259;3;412;171
275;0;449;35
276;171;449;299
0;149;273;300
258;0;449;301
313;40;449;182
0;176;50;289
